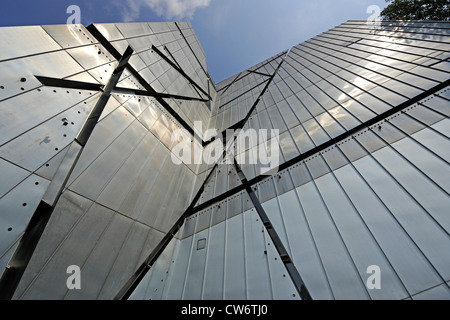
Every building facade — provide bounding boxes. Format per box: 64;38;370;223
0;20;449;300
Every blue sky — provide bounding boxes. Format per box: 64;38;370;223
0;0;388;83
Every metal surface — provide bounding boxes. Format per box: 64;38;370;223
0;20;449;300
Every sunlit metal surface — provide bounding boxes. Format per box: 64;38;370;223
0;20;449;300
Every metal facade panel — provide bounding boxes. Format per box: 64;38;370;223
224;214;246;300
0;175;50;276
0;158;29;198
65;213;134;299
296;182;370;299
69;120;147;201
42;24;98;48
371;146;450;234
0;26;61;61
0;87;95;147
314;173;409;300
0;20;449;300
19;203;115;299
13;190;93;299
243;209;273;300
183;229;209;299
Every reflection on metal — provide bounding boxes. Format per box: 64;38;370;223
35;76;104;91
152;45;211;100
0;46;133;300
234;158;312;300
0;20;449;300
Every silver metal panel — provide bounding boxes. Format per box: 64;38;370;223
267;106;287;133
328;105;361;130
303;118;329;146
296;181;370;299
374;120;406;145
334;164;443;295
412;284;450;300
227;193;243;220
289;162;312;188
0;98;92;173
273;169;295;196
337;138;368;162
407;104;445;127
261;198;291;256
315;173;409;300
129;264;154;300
257;177;277;204
42;142;83;206
66;44;115;70
42;25;97;49
143;234;178;300
279;131;299;161
243;209;273;300
316;112;345;138
340;99;376;123
321;147;349;171
34;145;70;181
411;125;450;161
119;143;169;221
69;120;147;201
431;118;450;138
286;95;312;123
19;203;114;299
262;226;300;300
115;23;153;38
94;24;124;41
388;112;425;136
65;213;134;300
0;158;29;198
152;161;185;232
305;154;330;179
276;190;333;299
87;61;118;85
392;137;449;193
227;164;241;191
96;133;157;212
214;164;228;198
183;229;209;299
14;190;93;298
0;26;61;61
165;234;193;299
354;154;450;281
195;208;212;234
0;174;49;274
0;51;86;102
372;146;450;236
0;87;95;147
67;106;135;186
210;201;227;227
224;213;246;300
0;241;19;279
289;125;315;154
201;220;226;299
113;223;160;300
355;129;387;154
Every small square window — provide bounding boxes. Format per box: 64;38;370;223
197;238;207;250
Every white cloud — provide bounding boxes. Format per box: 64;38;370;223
123;0;211;21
